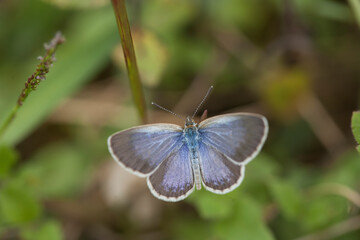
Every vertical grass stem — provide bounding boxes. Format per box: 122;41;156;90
111;0;147;123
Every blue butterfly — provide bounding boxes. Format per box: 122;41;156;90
108;87;268;202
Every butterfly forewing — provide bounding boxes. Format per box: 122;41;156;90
147;144;195;201
199;113;268;165
198;142;245;193
108;124;183;177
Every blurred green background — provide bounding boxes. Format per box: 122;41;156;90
1;0;360;239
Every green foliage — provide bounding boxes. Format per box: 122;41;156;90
351;111;360;152
268;179;303;220
188;190;234;220
213;195;274;240
16;143;91;198
293;0;353;22
21;220;63;240
301;195;348;231
322;151;360;188
244;154;280;184
0;32;65;140
186;190;274;240
141;0;196;39
208;0;273;34
1;6;119;145
0;142;92;236
349;0;360;27
44;0;108;9
0;145;18;178
171;214;211;240
0;182;41;225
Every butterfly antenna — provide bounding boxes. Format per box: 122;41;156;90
151;102;185;121
192;86;214;119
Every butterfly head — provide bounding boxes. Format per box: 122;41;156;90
185;116;196;128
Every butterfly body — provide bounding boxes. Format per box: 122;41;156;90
183;117;202;190
108;113;268;202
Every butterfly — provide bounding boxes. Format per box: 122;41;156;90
107;87;268;202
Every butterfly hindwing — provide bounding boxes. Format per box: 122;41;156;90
199;113;268;165
108;124;183;177
198;141;245;193
147;144;195;201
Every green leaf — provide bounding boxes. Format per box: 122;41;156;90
0;145;18;178
321;150;360;188
16;143;91;198
171;214;211;240
0;183;41;225
141;0;196;39
314;0;352;22
267;178;303;220
351;111;360;151
349;0;360;28
301;195;348;231
245;154;280;183
21;220;63;240
293;0;352;22
242;154;280;203
1;6;119;145
214;195;274;240
207;0;272;32
43;0;108;9
187;189;234;220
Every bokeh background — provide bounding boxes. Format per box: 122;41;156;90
1;0;360;239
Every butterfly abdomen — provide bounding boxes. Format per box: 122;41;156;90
191;153;202;190
183;125;202;190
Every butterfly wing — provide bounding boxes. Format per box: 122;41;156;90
147;144;194;201
108;124;183;177
198;141;245;193
198;113;268;165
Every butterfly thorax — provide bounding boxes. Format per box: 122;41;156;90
183;117;199;148
183;117;202;190
185;116;195;126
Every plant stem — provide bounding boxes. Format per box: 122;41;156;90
0;32;65;141
0;106;19;139
111;0;147;123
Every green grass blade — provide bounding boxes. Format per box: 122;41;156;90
351;111;360;152
1;8;119;145
111;0;147;123
349;0;360;27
